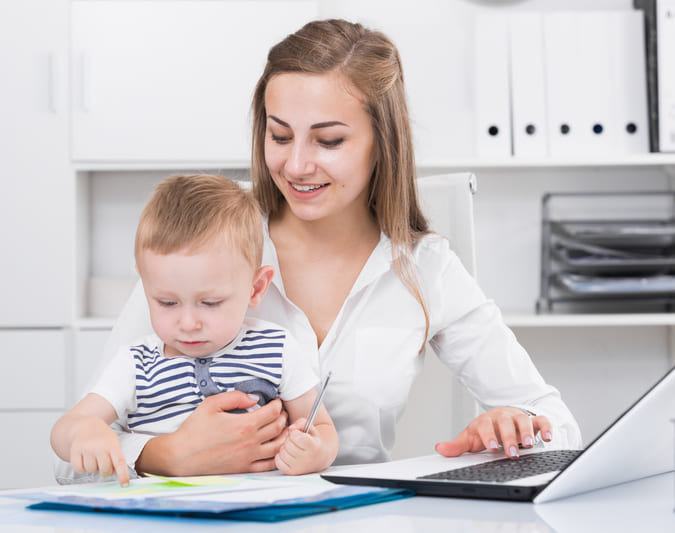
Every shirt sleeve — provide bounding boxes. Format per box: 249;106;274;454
424;238;583;449
278;330;319;401
89;344;137;422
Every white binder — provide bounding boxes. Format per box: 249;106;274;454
508;12;548;158
658;0;675;151
544;12;613;156
608;11;650;154
473;14;511;157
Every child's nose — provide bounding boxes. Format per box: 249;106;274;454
179;310;202;331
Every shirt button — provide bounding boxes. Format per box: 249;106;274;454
200;380;207;387
199;358;207;365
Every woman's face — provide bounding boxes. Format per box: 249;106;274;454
264;71;376;223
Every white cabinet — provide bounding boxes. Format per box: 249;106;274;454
0;412;63;489
71;0;318;164
0;0;73;327
0;329;69;489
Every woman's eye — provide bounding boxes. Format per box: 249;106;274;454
270;133;291;144
319;137;344;148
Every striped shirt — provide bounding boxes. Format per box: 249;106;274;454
91;317;318;436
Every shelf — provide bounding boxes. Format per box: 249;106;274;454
74;314;675;331
73;160;251;171
73;154;675;173
73;317;116;330
505;313;675;328
418;153;675;171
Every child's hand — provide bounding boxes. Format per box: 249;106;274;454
274;418;329;476
69;418;129;487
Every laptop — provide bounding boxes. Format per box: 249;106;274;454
322;366;674;503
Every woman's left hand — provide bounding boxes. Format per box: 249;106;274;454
434;406;553;459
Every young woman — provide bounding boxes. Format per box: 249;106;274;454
56;19;580;482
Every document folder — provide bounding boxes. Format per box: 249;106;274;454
508;12;548;158
16;474;412;522
609;11;650;154
543;11;649;156
635;0;662;151
474;14;511;157
658;0;675;151
544;12;613;156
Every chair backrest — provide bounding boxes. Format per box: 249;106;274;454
392;172;479;460
416;172;478;276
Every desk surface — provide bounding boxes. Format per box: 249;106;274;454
0;473;672;533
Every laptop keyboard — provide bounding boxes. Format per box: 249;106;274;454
418;449;582;483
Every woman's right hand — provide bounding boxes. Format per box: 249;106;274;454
135;391;288;476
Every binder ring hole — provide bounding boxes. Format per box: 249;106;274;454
525;124;536;135
560;124;570;135
488;125;499;136
592;123;604;135
626;123;637;134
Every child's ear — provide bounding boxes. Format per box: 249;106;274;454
249;265;274;308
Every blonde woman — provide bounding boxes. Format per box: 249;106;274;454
56;19;580;483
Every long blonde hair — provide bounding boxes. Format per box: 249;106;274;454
251;19;431;349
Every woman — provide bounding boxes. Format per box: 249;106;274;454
58;19;580;482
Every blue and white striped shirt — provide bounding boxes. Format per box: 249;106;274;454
91;317;318;435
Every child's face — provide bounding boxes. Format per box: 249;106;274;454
138;243;259;358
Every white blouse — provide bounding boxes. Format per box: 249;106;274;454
56;227;581;482
249;229;581;465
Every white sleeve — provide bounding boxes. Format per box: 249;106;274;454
54;283;154;484
85;279;152;391
425;241;583;449
278;330;319;401
53;344;141;485
89;345;137;422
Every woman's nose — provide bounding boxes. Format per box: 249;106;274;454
285;141;316;177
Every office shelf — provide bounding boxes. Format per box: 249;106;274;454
419;153;675;172
505;312;675;328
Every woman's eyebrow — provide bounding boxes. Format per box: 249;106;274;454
310;120;348;129
268;115;290;127
267;115;348;130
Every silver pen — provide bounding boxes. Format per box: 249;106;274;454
303;371;332;432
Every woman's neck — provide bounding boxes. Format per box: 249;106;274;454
270;204;380;254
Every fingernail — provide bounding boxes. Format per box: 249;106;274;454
247;393;260;402
545;432;552;441
524;436;533;447
509;446;519;458
489;440;499;450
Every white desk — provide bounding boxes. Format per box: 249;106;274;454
0;473;672;533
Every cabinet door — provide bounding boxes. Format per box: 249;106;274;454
71;1;318;163
0;329;69;410
0;329;68;489
0;0;72;326
0;411;63;489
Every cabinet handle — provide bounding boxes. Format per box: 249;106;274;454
78;51;90;113
47;53;57;114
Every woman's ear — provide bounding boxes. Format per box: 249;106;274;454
249;265;275;308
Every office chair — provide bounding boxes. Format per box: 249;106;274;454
391;172;480;460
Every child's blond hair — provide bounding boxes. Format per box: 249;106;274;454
135;174;263;269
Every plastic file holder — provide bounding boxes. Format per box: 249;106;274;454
537;191;675;313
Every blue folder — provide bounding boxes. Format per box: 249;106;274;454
24;481;412;522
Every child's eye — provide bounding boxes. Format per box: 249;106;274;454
318;137;344;148
202;300;222;307
158;300;176;307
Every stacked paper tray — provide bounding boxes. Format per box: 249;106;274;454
537;191;675;313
